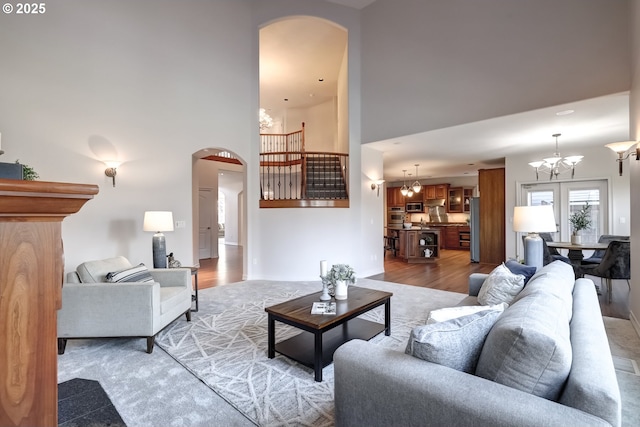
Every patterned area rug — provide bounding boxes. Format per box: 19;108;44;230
155;279;466;427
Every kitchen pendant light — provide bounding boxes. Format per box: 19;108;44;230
412;164;422;193
406;173;414;197
400;170;409;196
528;133;583;180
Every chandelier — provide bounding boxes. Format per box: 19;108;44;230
528;133;583;180
259;108;273;131
411;164;422;193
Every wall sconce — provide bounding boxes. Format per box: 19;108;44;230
604;141;639;176
371;179;385;197
104;161;121;187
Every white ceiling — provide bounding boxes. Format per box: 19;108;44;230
259;12;631;185
322;0;377;9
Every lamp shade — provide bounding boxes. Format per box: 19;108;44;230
513;205;556;233
143;211;174;232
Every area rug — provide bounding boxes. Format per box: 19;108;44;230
155;279;467;427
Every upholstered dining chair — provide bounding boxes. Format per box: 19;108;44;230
580;240;630;303
581;234;630;265
539;232;571;264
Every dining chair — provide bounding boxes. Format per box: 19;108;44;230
579;240;630;303
581;234;630;265
539;232;571;264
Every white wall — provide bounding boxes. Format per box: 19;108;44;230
286;99;337;151
629;0;640;334
0;0;368;281
360;145;385;277
505;145;631;260
361;0;630;143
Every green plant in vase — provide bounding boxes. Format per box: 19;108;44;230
15;160;39;180
569;202;592;244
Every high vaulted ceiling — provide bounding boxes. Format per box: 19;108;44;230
260;5;630;183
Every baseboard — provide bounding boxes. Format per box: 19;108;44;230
630;310;640;339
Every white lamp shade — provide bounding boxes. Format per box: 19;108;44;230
605;140;637;154
513;205;556;233
143;211;174;232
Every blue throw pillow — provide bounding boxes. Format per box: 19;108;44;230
505;260;536;284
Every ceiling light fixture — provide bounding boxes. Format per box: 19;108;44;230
406;173;414;197
259;108;273;130
528;133;583;180
400;169;409;196
412;164;422;193
604;140;639;176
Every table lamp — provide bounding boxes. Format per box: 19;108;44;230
143;211;174;268
513;205;557;271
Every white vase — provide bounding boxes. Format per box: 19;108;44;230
334;280;348;300
571;233;582;245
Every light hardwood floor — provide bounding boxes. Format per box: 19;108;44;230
197;244;629;319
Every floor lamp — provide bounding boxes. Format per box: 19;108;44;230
143;211;174;268
513;205;557;271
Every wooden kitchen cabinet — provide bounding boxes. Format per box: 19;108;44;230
444;226;460;249
463;188;474;213
478;168;505;264
0;179;98;427
459;226;471;249
386;187;404;207
448;187;463;212
423;184;448;201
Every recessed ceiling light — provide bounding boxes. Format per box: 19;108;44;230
556;109;575;116
318;78;324;82
284;98;289;101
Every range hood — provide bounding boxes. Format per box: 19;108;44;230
425;199;446;207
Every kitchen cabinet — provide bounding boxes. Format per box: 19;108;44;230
448;187;463;212
459;226;471;249
386;187;404;207
444;226;459;249
424;184;448;200
463;188;474;213
479;168;505;264
391;228;440;262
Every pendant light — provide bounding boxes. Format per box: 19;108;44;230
406;173;414;197
412;164;422;193
400;170;409;196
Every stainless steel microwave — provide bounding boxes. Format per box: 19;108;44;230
406;202;424;213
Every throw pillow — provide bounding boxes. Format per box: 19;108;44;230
405;309;503;373
477;263;525;306
475;290;572;401
426;302;508;324
105;263;154;283
505;260;537;285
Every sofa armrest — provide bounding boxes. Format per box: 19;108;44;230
58;281;160;337
468;273;488;296
149;268;190;288
334;340;611;427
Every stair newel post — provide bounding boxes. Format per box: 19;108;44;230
301;122;307;199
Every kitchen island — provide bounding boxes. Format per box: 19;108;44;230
386;226;441;263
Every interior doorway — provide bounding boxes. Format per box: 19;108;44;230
192;149;246;281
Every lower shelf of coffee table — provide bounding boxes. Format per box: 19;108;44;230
275;317;385;369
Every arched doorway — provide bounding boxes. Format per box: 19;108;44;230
192;148;246;282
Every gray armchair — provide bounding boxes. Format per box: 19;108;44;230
57;256;192;354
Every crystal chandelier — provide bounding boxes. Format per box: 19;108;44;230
411;164;422;193
259;108;273;131
528;133;583;180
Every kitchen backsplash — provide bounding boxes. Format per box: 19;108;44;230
407;212;470;223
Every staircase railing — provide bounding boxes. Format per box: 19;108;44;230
259;124;349;207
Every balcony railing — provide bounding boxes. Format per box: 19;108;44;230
259;124;349;208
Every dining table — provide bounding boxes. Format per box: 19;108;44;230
546;241;610;265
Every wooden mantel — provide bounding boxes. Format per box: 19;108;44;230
0;179;98;427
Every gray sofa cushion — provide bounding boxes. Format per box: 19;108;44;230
515;260;575;321
405;309;503;373
475;288;572;401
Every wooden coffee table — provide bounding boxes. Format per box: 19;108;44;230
265;286;392;382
